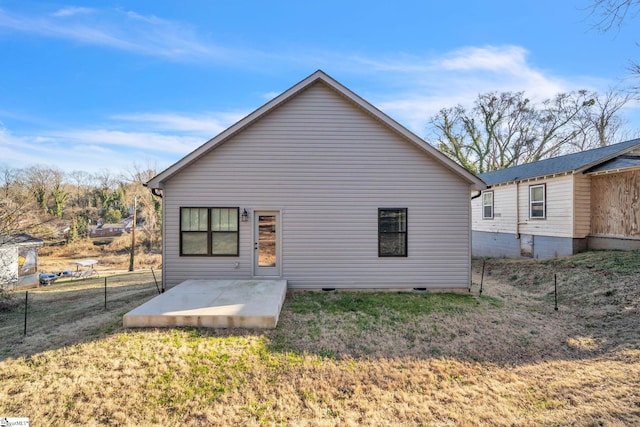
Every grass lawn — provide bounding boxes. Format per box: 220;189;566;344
0;251;639;426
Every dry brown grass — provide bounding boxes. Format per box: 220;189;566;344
0;251;638;426
38;238;162;274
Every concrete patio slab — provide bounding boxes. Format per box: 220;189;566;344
123;279;287;329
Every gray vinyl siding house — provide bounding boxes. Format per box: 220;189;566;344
472;138;640;259
147;71;485;290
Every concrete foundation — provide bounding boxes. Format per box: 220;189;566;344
473;231;588;259
588;236;640;251
123;279;288;329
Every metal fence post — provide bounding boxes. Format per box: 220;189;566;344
151;268;161;294
23;291;28;336
479;260;485;296
554;273;558;311
104;277;107;310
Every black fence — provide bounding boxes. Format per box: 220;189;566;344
1;270;161;344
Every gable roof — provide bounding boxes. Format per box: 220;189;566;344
478;138;640;185
147;70;485;190
0;234;44;247
585;155;640;174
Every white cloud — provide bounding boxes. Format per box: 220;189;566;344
1;34;635;172
0;8;230;61
49;129;203;155
439;45;529;72
0;123;204;174
338;46;614;134
110;112;246;135
52;7;95;18
0;106;254;174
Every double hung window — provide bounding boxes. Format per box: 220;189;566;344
378;208;407;257
180;207;239;256
529;184;546;219
482;191;494;219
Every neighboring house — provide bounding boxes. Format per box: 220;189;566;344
146;70;485;290
89;220;132;238
472;138;640;259
0;234;44;290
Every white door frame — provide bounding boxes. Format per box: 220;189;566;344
253;210;282;277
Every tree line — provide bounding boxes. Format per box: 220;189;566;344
429;89;634;174
0;164;161;248
429;0;640;174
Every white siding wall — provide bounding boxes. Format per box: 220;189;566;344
471;185;518;234
517;174;574;238
472;174;586;239
162;82;472;289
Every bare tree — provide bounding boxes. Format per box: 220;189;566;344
429;89;630;173
572;88;632;150
68;170;92;207
0;165;19;199
94;168;117;190
590;0;640;31
123;162;162;250
23;166;64;214
590;0;640;90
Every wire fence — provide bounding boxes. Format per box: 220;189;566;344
0;270;161;343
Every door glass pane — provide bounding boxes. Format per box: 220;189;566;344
258;215;276;267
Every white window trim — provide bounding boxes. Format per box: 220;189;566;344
482;191;494;219
529;184;546;219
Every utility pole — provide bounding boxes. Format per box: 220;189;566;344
129;196;137;272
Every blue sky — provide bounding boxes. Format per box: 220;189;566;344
1;0;639;174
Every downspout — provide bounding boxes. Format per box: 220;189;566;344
144;183;164;291
515;181;520;239
470;188;484;291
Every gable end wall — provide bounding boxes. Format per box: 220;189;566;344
161;83;472;289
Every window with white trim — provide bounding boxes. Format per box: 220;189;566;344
482;191;494;219
529;184;546;219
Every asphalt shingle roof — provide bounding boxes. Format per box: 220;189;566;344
585;155;640;174
478;138;640;185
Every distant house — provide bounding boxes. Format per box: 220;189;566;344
89;220;132;238
472;138;640;258
147;70;485;290
0;234;44;290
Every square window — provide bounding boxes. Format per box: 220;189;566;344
181;232;209;255
180;207;239;256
